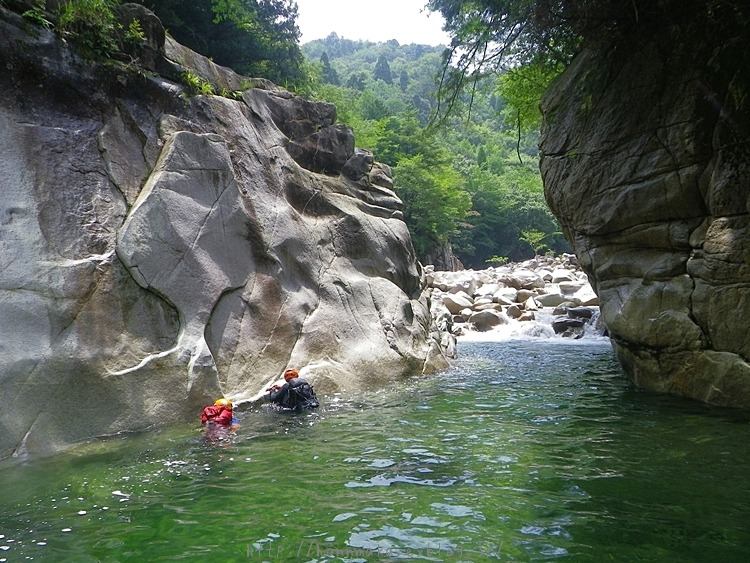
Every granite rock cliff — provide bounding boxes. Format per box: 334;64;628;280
0;4;451;459
541;4;750;407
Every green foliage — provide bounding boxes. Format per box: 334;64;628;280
300;37;570;266
485;255;508;266
497;62;564;133
426;0;580;127
219;88;245;100
452;157;569;266
320;52;340;85
427;0;581;73
124;18;146;45
19;0;150;61
346;72;367;91
138;0;304;85
519;229;552;255
360;91;390;121
182;70;216;96
303;34;445;124
374;113;447;168
427;1;737;129
393;155;471;257
399;69;409;93
373;54;393;84
56;0;120;58
22;0;52;29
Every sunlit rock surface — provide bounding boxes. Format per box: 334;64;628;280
427;254;603;340
0;6;450;459
540;7;750;407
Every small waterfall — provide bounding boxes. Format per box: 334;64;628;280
455;308;606;343
425;254;608;343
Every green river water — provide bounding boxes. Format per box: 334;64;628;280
1;337;749;562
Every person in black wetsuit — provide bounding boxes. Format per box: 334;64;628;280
266;368;319;411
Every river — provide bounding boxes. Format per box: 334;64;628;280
1;333;749;561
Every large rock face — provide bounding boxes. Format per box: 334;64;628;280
0;6;450;459
540;5;750;407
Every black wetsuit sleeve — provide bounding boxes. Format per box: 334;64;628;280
270;383;289;404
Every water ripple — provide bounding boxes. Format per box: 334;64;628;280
2;339;750;560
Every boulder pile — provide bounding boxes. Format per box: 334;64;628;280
426;254;605;339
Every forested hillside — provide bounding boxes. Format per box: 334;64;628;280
301;34;570;268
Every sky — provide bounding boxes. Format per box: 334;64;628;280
296;0;451;46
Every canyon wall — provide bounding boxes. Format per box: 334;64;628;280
541;4;750;407
0;5;450;459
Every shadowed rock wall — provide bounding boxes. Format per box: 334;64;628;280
0;5;450;459
540;3;750;407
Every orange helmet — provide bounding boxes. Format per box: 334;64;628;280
214;398;232;409
283;369;299;381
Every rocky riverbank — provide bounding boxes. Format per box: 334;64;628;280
427;254;605;342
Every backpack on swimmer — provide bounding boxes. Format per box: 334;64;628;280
284;379;319;411
268;368;320;412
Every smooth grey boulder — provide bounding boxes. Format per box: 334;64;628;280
535;293;569;307
493;288;518;303
566;307;596;320
442;292;474;315
468;310;509;331
506;304;523;319
501;269;546;290
550;268;577;283
0;7;451;459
